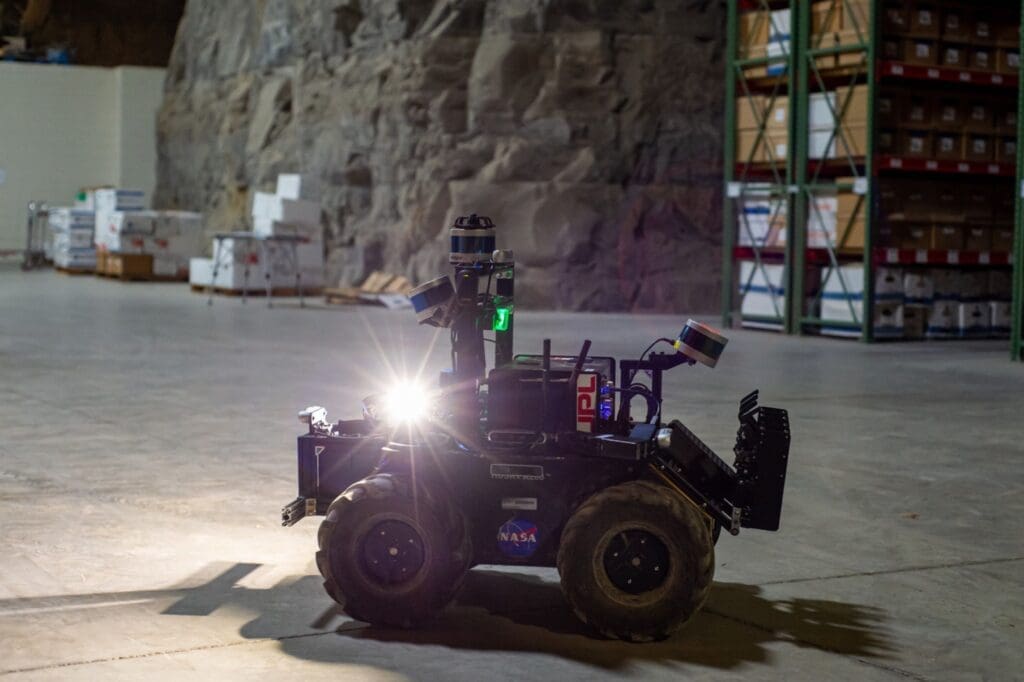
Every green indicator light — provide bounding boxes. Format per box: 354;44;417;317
494;306;511;332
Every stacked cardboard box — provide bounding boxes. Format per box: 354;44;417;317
807;85;868;159
803;181;865;252
819;264;904;338
874;179;1015;252
189;173;324;291
735;94;789;165
810;0;871;69
736;184;787;248
93;190;205;279
739;261;786;329
738;8;791;78
49;207;96;271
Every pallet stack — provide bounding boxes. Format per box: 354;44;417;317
93;189;205;281
48;207;96;273
189;173;325;294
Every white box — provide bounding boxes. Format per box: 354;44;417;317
94;188;146;213
155;211;203;238
252;191;278;220
766;39;790;76
48;207;94;232
189;257;213;287
873;303;904;339
957;302;989;338
739;261;786;326
808;130;836;159
927;301;958;339
275;174;319;200
53;230;94;250
875;267;904;300
990;301;1011;336
808;92;837;131
152;254;188;278
903;272;934;305
53;248;96;270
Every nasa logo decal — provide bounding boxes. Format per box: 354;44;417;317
496;517;539;558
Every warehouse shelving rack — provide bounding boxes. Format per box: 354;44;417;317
723;0;1024;353
1014;0;1024;361
722;0;799;332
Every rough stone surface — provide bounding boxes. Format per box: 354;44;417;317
155;0;725;311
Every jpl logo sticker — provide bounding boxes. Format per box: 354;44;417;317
496;518;539;558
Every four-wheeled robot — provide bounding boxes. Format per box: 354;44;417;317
282;214;791;642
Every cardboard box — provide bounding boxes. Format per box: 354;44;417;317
958;302;990;338
902;130;932;158
995;101;1018;134
996;49;1020;75
904;271;934;304
836;85;868;124
840;0;871;34
877;129;899;154
932;98;962;130
904;39;937;65
971;17;994;46
941;6;971;41
903;96;932;127
737;128;788;164
48;207;95;232
995;137;1017;163
964;100;994;132
940;44;966;68
932;185;964;222
878;92;900;126
989;270;1012;300
883;3;909;35
970;47;994;72
739;11;769;59
903;224;932;250
835;184;866;251
959;271;989;301
877;223;901;247
990;301;1012;337
931;268;961;300
806;194;838;248
736;95;765;131
876;266;904;299
963;226;991;252
909;4;940;38
764;96;790;131
879;179;932;221
926;301;958;338
881;37;903;61
992;226;1015;252
105;253;152;278
964;135;993;162
903;304;928;339
811;0;841;42
963;185;993;222
994;15;1020;48
994;191;1015;222
931;224;964;251
933;132;962;160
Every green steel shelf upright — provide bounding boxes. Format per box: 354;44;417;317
1014;0;1024;361
793;0;875;340
722;0;798;333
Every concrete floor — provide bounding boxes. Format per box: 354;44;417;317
0;265;1021;681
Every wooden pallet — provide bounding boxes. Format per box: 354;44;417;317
325;270;412;305
95;253;187;282
191;285;323;297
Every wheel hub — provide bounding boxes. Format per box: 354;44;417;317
361;520;425;586
602;529;670;595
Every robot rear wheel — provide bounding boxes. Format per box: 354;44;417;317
316;474;471;627
557;480;715;642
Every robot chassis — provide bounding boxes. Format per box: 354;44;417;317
282;214;791;642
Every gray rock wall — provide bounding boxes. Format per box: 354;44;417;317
155;0;725;312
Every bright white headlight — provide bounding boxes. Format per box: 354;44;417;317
382;382;431;424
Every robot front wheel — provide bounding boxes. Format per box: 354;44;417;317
557;480;715;642
315;474;471;628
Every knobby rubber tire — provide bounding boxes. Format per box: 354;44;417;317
315;473;470;627
556;479;714;642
